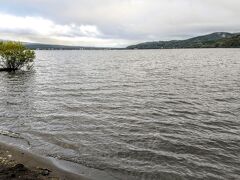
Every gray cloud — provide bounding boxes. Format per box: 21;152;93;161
0;0;240;47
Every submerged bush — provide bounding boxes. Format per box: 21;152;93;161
0;41;35;71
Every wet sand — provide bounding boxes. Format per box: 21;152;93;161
0;142;88;180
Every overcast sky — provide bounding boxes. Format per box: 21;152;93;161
0;0;240;47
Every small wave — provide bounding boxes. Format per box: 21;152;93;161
0;130;30;146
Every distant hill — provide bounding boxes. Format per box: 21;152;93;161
127;32;240;49
202;34;240;48
1;32;239;50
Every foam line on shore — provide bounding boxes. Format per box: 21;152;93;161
0;141;89;180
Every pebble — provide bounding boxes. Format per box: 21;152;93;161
41;168;51;176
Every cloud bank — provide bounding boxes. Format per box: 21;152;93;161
0;0;240;47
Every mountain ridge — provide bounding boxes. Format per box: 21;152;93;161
127;32;240;49
1;32;240;50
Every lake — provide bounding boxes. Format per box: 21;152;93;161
0;49;240;180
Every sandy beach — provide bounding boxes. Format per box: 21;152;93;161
0;142;88;180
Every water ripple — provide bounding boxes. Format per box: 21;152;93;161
0;49;240;180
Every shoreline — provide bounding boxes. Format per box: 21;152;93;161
0;141;89;180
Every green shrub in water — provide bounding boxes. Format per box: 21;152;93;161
0;41;35;71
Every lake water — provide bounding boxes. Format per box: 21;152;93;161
0;49;240;180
